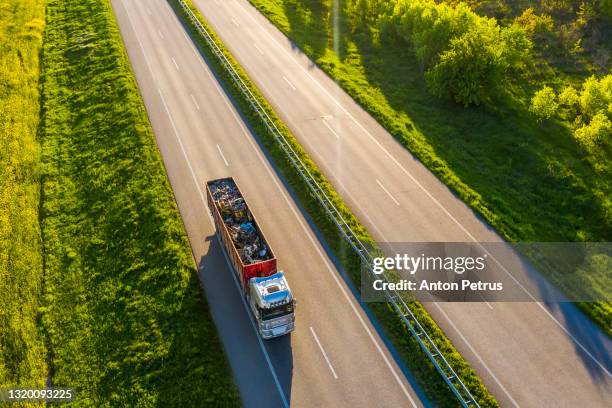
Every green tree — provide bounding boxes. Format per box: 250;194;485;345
425;28;501;106
574;112;612;152
580;75;610;118
558;86;580;116
500;23;533;71
530;86;558;122
515;8;554;37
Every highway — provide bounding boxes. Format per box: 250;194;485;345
110;0;428;406
188;0;612;406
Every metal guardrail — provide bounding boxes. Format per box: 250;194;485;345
172;0;479;406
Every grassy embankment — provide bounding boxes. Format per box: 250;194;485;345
171;0;498;406
246;0;611;334
0;0;47;396
38;0;239;405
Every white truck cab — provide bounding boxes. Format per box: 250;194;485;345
248;271;296;339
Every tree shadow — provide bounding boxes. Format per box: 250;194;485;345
279;0;332;61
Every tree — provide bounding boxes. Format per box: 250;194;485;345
530;86;558;122
425;28;501;106
424;19;531;106
515;8;554;37
580;76;609;118
558;86;580;116
574;112;612;152
500;23;533;71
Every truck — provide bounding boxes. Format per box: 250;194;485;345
206;177;296;339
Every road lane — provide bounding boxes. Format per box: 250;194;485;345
111;0;427;406
191;0;612;406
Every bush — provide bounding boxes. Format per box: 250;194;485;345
574;112;612;152
530;85;558;121
580;75;612;118
558;86;580;111
426;27;501;106
515;8;554;36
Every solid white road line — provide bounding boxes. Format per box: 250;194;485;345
158;29;164;39
160;1;420;404
253;43;265;55
119;3;289;407
216;144;229;166
322;118;340;139
433;303;520;408
310;326;339;380
231;17;240;27
376;179;400;206
231;0;612;378
190;93;200;111
282;75;296;91
171;56;180;71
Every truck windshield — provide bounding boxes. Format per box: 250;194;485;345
261;302;294;321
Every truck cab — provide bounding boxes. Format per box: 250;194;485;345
248;271;296;339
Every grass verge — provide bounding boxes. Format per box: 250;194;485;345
246;0;612;336
170;0;498;406
39;0;239;405
0;0;47;394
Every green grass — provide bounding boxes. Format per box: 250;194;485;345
39;0;239;405
172;0;498;406
246;0;612;335
0;0;47;395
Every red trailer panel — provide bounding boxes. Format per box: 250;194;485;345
206;178;277;289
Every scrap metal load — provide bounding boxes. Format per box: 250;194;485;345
209;179;271;264
206;177;277;288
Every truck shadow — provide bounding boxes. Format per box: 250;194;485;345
198;235;293;408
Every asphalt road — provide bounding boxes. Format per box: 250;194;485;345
111;0;428;406
189;0;612;406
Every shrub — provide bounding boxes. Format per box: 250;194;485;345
530;85;558;121
574;112;612;152
426;27;502;106
558;86;580;110
515;8;554;36
579;75;612;118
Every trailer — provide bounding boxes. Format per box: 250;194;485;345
206;177;295;339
